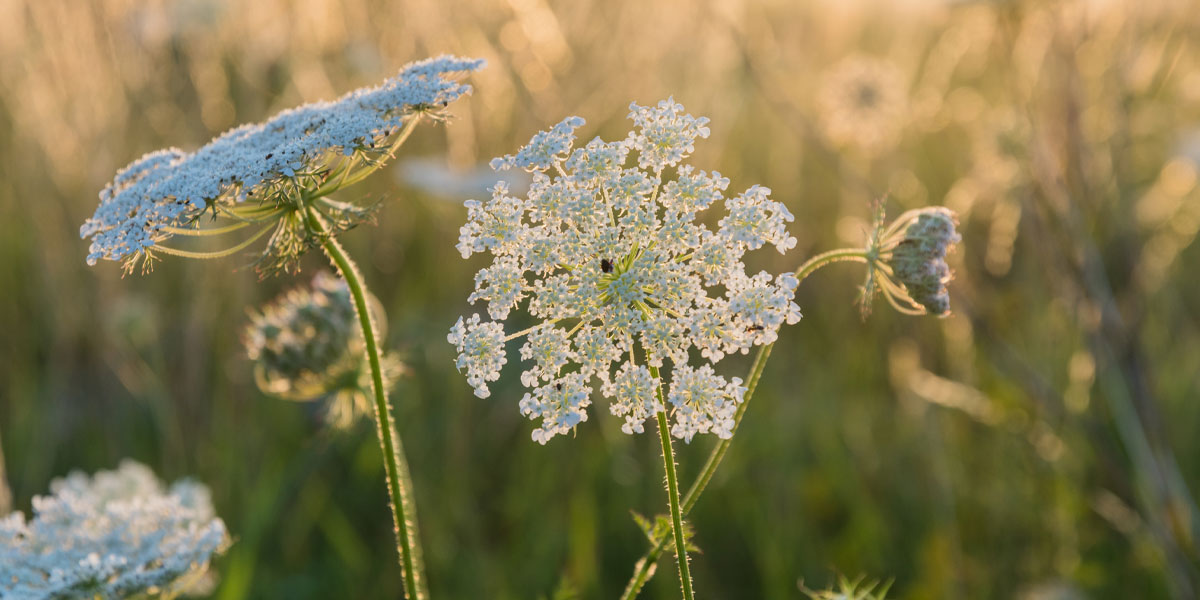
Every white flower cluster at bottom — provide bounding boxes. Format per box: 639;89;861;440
0;460;229;599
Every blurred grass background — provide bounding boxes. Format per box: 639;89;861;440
2;0;1200;598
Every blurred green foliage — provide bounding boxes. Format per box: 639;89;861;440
1;0;1199;598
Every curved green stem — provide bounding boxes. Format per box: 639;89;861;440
305;207;427;600
151;224;273;259
794;247;869;280
162;221;253;237
620;247;868;600
650;366;694;600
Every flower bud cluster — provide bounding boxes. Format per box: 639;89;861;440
245;272;402;428
246;271;358;382
861;205;961;317
887;208;960;315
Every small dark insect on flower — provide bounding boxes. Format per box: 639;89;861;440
745;325;764;332
600;258;614;273
555;383;563;391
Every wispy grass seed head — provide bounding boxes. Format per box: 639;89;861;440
82;55;484;274
450;99;801;444
0;460;228;599
818;56;908;155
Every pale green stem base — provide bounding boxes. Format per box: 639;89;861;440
307;207;428;600
0;427;10;515
620;248;868;600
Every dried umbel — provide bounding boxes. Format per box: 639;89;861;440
0;460;229;599
450;99;801;444
861;205;961;317
244;272;403;428
81;55;484;275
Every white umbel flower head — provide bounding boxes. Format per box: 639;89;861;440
0;460;229;599
82;55;484;274
450;99;802;444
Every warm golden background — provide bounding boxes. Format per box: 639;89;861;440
3;0;1200;598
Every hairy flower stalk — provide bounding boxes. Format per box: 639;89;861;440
450;99;803;599
82;55;484;598
0;460;229;599
621;205;960;599
305;209;427;600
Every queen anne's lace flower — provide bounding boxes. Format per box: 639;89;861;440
603;363;663;435
82;55;484;270
668;365;747;442
450;99;802;444
0;460;229;599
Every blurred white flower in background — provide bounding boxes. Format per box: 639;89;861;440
0;460;229;599
818;56;909;156
397;156;530;200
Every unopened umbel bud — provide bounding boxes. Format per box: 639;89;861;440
886;208;960;316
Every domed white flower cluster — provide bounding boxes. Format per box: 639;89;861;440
450;99;802;444
81;55;485;268
0;460;229;599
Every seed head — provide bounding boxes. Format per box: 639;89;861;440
817;56;908;155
